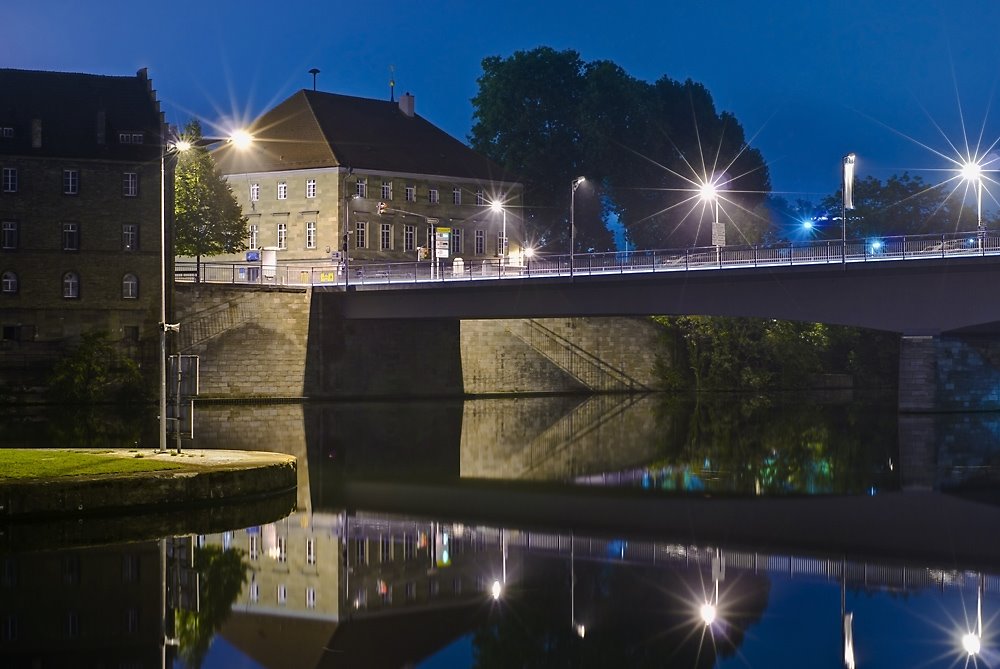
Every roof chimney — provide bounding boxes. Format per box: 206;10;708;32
399;92;414;118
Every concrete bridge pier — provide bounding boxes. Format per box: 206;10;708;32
899;334;1000;412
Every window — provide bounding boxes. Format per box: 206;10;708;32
1;271;17;294
122;172;138;197
476;190;485;206
380;222;392;250
249;534;259;560
62;223;79;251
405;185;416;202
356;178;367;198
63;556;81;585
125;608;139;635
0;127;12;138
306;221;316;249
475;229;485;255
355;540;368;565
63;169;79;195
428;188;439;204
1;221;16;249
277;536;287;563
306;538;316;565
404;534;415;560
451;228;462;255
123;325;139;343
306;179;317;198
249;581;260;602
277;181;287;200
404;225;415;252
122;273;138;299
122;223;138;251
382;181;392;200
119;132;143;144
250;183;260;201
66;611;80;638
277;223;287;250
277;584;287;605
380;535;391;562
406;582;417;601
249;223;258;249
355;221;367;249
2;167;16;193
122;555;139;583
498;232;508;256
453;188;461;205
306;587;317;609
62;272;79;298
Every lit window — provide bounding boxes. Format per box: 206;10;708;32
1;221;17;249
306;538;316;565
306;221;316;249
277;181;287;200
62;223;79;251
277;223;287;250
248;224;258;249
63;169;79;195
122;172;138;197
428;188;439;204
62;272;79;298
277;584;287;605
2;167;17;193
405;185;415;202
452;188;461;205
122;223;138;251
306;179;317;198
249;534;259;560
382;181;392;200
250;183;260;201
306;587;317;609
122;273;138;299
356;178;367;198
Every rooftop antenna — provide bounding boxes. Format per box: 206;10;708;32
309;68;320;91
389;64;395;102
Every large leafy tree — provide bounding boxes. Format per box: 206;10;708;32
174;120;248;277
470;47;771;252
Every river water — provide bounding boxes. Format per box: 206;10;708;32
3;392;1000;668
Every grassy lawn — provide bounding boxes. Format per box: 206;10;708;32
0;449;191;481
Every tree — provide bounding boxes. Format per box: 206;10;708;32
174;120;248;279
470;48;770;253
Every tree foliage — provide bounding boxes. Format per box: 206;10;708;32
174;120;248;262
176;545;249;669
46;331;148;403
819;172;981;238
470;47;771;253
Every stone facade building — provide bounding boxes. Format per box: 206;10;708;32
0;68;166;377
210;90;524;273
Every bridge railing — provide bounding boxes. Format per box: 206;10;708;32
176;230;996;287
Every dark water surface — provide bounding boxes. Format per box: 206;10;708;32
3;393;1000;668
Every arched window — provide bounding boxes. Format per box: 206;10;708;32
62;271;79;298
1;270;17;294
122;273;138;299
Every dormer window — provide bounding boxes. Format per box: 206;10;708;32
118;132;144;144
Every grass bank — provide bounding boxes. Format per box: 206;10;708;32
0;449;193;481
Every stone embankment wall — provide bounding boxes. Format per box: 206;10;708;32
174;285;668;399
899;334;1000;412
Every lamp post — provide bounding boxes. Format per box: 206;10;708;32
962;160;984;250
159;130;250;453
699;180;722;264
570;176;585;277
490;200;507;269
842;153;856;264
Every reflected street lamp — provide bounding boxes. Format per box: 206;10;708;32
570;176;585;278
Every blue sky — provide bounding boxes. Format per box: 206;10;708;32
7;0;1000;204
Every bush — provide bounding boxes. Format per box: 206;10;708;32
46;331;150;404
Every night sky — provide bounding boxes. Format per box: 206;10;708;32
6;0;1000;206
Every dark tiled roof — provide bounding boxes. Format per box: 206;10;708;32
214;90;517;183
0;68;163;161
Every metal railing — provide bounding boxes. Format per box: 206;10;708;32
176;230;1000;288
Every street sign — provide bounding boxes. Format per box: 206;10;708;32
435;227;451;259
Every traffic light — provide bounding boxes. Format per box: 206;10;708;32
377;201;387;215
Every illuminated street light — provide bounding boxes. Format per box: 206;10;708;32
491;579;502;600
159;130;249;454
700;601;717;626
962;160;984;247
570;176;585;278
490;200;507;265
842;153;856;264
962;573;985;657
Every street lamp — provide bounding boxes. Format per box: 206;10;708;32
842;153;856;264
699;179;723;263
570;176;585;277
159;130;250;454
490;200;507;267
962;160;984;249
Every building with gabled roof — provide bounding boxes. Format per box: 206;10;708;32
210;89;524;272
0;68;166;386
